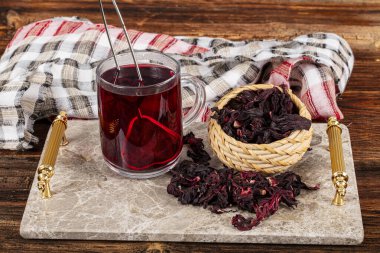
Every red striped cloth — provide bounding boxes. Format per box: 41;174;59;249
0;17;354;150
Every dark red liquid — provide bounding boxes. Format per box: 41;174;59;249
98;64;183;171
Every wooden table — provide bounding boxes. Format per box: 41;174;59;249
0;1;379;252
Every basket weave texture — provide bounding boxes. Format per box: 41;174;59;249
208;84;312;174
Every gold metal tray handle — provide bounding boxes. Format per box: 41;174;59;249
327;117;348;206
37;112;68;199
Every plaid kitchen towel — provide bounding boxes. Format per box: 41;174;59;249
0;17;353;150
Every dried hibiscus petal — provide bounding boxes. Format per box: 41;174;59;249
231;214;260;231
167;160;319;231
212;87;311;144
183;132;211;165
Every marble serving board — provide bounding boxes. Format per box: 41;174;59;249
20;120;364;245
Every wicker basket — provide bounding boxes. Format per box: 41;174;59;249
208;84;312;174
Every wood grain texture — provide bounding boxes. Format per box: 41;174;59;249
0;0;379;252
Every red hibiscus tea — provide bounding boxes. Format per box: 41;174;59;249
98;64;182;171
96;51;205;178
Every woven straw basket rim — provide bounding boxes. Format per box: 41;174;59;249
208;84;312;174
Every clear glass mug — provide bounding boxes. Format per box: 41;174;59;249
96;51;205;179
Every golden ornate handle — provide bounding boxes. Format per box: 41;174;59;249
326;117;348;206
37;111;68;199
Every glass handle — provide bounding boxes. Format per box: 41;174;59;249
181;74;206;128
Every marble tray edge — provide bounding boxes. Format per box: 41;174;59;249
19;226;364;245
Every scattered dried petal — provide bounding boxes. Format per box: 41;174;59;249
167;160;319;231
183;132;211;165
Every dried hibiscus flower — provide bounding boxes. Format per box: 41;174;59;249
183;132;211;165
167;133;319;231
211;87;311;144
167;160;319;231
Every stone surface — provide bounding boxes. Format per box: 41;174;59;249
20;120;364;245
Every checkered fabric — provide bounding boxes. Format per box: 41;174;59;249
0;17;353;150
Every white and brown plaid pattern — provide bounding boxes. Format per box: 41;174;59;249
0;17;353;150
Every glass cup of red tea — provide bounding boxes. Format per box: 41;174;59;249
96;51;205;178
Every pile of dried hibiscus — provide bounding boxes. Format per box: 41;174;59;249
211;87;311;144
167;133;319;231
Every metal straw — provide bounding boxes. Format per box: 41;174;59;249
99;0;120;73
111;0;143;82
99;0;143;83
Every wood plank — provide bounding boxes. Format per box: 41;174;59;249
339;91;380;164
0;0;379;252
1;1;380;52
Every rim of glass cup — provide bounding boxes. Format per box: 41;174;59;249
96;51;181;96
